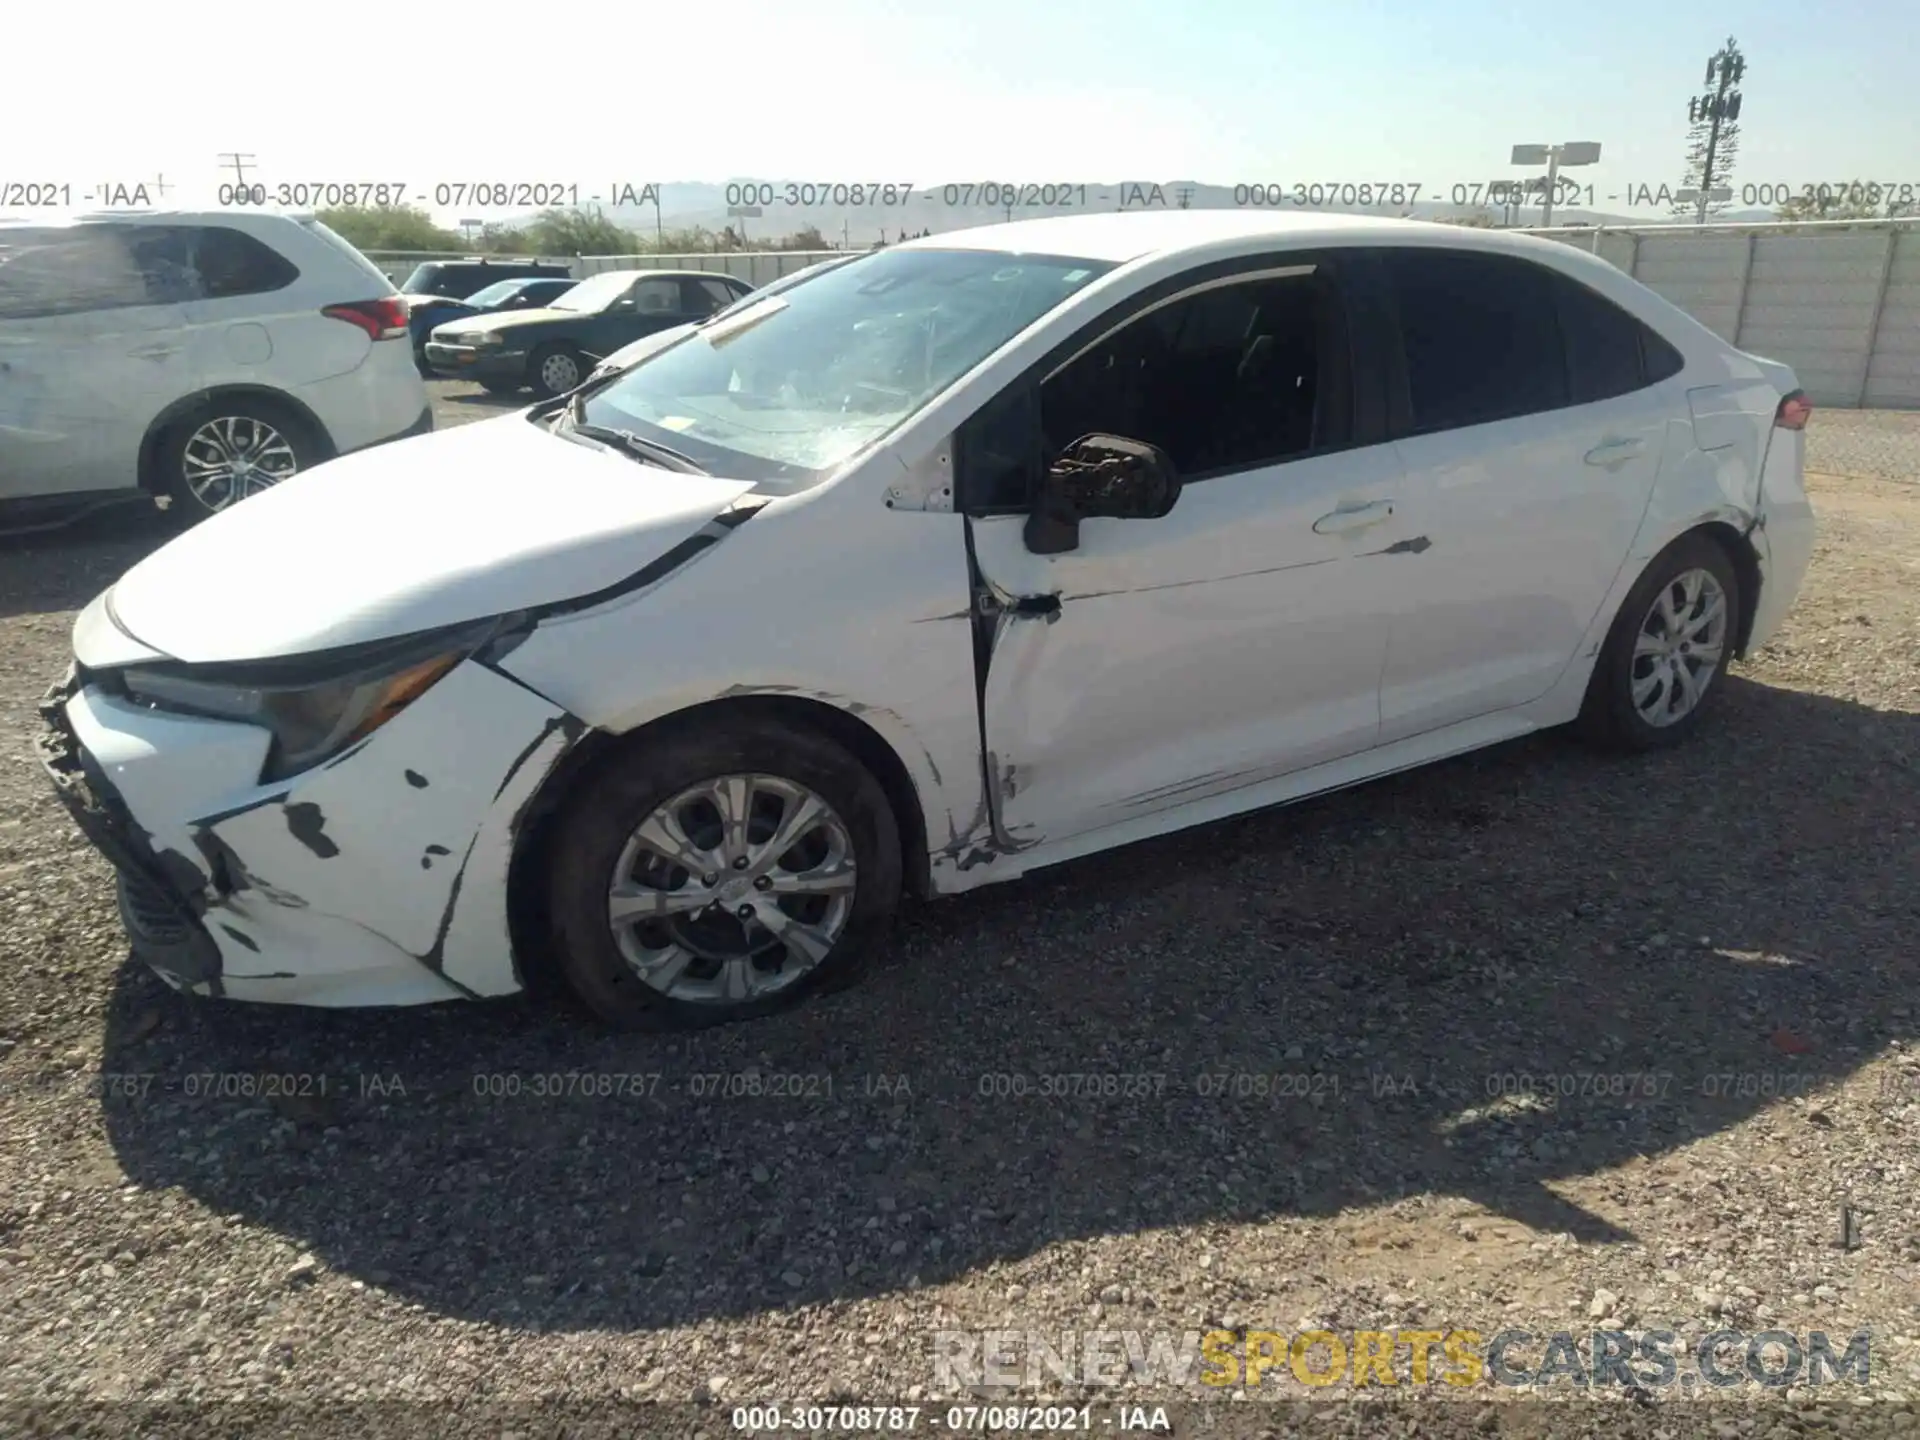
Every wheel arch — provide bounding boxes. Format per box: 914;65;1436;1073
503;692;935;1000
1682;519;1763;659
137;386;338;494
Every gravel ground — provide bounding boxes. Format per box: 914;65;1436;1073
2;398;1918;1436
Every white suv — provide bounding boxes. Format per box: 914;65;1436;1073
0;210;431;526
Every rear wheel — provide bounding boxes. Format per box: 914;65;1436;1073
545;717;903;1029
1577;533;1741;751
161;398;316;520
529;344;585;398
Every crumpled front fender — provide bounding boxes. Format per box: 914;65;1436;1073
65;658;586;1005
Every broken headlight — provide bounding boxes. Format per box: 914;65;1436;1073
118;621;499;783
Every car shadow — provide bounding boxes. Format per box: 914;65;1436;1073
91;675;1918;1333
434;387;529;414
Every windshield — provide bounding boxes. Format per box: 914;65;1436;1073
464;279;533;308
579;248;1113;485
552;271;641;312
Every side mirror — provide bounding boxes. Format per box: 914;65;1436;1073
1024;434;1181;555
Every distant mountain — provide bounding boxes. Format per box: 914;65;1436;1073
507;181;1788;250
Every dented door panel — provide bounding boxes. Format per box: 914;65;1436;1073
967;443;1407;850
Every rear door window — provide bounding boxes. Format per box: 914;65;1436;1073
1382;249;1568;432
688;277;741;315
1553;273;1653;403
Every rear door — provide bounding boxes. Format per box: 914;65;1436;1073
0;223;193;499
1369;247;1678;743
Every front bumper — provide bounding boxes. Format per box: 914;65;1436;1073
424;342;528;382
35;659;583;1008
37;678;225;992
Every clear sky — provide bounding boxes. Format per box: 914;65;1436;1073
6;0;1916;217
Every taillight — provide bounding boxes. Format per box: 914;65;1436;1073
1775;389;1812;431
322;298;409;341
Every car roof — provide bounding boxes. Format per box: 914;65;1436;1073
895;209;1559;265
583;268;751;282
416;257;566;268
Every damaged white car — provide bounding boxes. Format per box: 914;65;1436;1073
39;212;1817;1030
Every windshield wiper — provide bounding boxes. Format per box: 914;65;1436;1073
560;400;708;474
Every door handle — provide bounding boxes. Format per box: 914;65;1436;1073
128;344;181;360
1584;437;1645;469
1312;500;1395;535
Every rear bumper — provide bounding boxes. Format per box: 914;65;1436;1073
297;343;432;454
1747;430;1816;654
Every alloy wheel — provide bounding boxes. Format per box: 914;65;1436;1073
606;774;858;1004
182;415;299;512
1631;567;1729;727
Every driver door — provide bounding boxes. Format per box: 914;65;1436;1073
597;276;696;349
962;254;1410;850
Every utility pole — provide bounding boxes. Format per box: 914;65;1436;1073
1680;37;1744;224
1176;185;1193;210
217;153;256;190
152;173;170;200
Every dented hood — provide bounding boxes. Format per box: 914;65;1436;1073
106;413;753;664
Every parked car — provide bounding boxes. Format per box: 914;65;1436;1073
402;273;579;375
396;257;572;302
39;213;1817;1034
1;210;430;529
425;268;753;397
581;254;860;384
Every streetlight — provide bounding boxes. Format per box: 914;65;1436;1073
1510;141;1602;227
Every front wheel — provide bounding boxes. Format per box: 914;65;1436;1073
528;344;585;398
545;717;903;1029
1577;533;1741;751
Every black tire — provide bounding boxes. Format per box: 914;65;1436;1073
480;379;523;396
1576;532;1742;752
159;397;318;521
545;716;903;1030
527;343;586;398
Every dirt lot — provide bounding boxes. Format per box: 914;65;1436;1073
1;400;1917;1434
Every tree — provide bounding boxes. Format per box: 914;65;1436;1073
521;208;641;257
315;204;464;252
1776;183;1920;222
1673;37;1746;223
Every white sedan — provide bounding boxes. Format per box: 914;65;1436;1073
40;211;1816;1030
